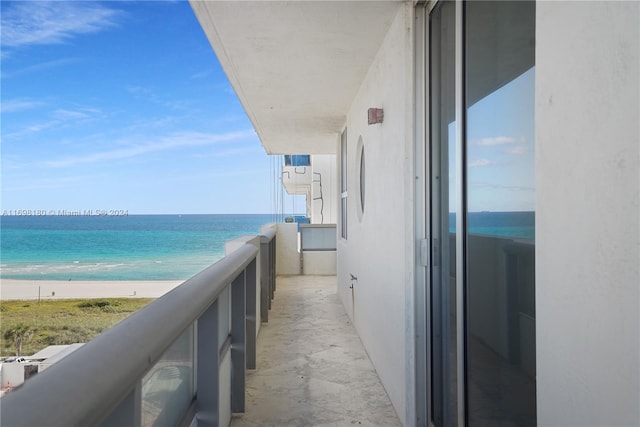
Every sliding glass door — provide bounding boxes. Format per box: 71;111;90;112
427;1;536;425
428;2;457;426
465;2;536;425
429;2;457;425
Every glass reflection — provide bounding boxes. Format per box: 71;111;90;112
141;327;194;427
465;1;536;426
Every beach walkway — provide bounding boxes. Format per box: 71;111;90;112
231;275;400;427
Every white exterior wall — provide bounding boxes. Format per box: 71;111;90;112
302;251;336;275
1;364;27;390
536;2;640;425
336;4;414;424
275;222;301;275
310;154;337;224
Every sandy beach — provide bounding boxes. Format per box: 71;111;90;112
0;279;184;301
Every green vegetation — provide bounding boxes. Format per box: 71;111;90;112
0;298;153;357
3;323;34;356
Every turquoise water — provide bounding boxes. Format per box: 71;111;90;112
454;211;535;241
1;212;533;281
1;214;272;280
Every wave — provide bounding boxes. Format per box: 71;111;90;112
0;254;224;281
1;214;262;280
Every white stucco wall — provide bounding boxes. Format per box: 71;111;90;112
275;223;301;275
336;4;414;424
536;2;640;425
1;364;27;390
311;155;337;224
302;251;336;275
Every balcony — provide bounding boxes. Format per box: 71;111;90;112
0;224;398;427
231;275;399;426
282;155;312;197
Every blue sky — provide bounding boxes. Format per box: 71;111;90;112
1;1;300;214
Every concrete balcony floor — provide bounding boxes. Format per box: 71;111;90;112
231;275;401;427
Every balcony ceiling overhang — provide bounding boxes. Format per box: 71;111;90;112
190;1;403;155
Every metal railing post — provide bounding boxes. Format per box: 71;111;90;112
196;300;220;427
268;238;274;307
270;237;276;299
245;259;257;369
230;271;246;413
260;236;270;322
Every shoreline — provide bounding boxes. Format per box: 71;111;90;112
0;279;184;301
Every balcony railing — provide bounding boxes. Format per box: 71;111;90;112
1;227;277;427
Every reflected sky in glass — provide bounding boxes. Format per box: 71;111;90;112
468;67;535;212
449;67;535;213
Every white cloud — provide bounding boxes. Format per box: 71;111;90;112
2;174;97;192
469;159;494;167
507;146;529;155
126;85;192;111
190;70;212;80
1;58;81;78
1;2;122;49
1;99;46;113
124;117;177;133
52;108;96;121
472;136;521;146
191;146;261;159
126;85;151;96
3;106;104;139
471;181;535;192
39;130;257;168
4;119;63;139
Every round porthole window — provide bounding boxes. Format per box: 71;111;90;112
357;136;365;221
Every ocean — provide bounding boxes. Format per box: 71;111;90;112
0;214;273;281
1;211;534;281
460;211;535;241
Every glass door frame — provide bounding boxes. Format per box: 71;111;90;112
415;1;467;425
417;1;536;426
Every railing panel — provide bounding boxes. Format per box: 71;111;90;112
300;224;337;251
101;385;140;427
141;327;194;427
